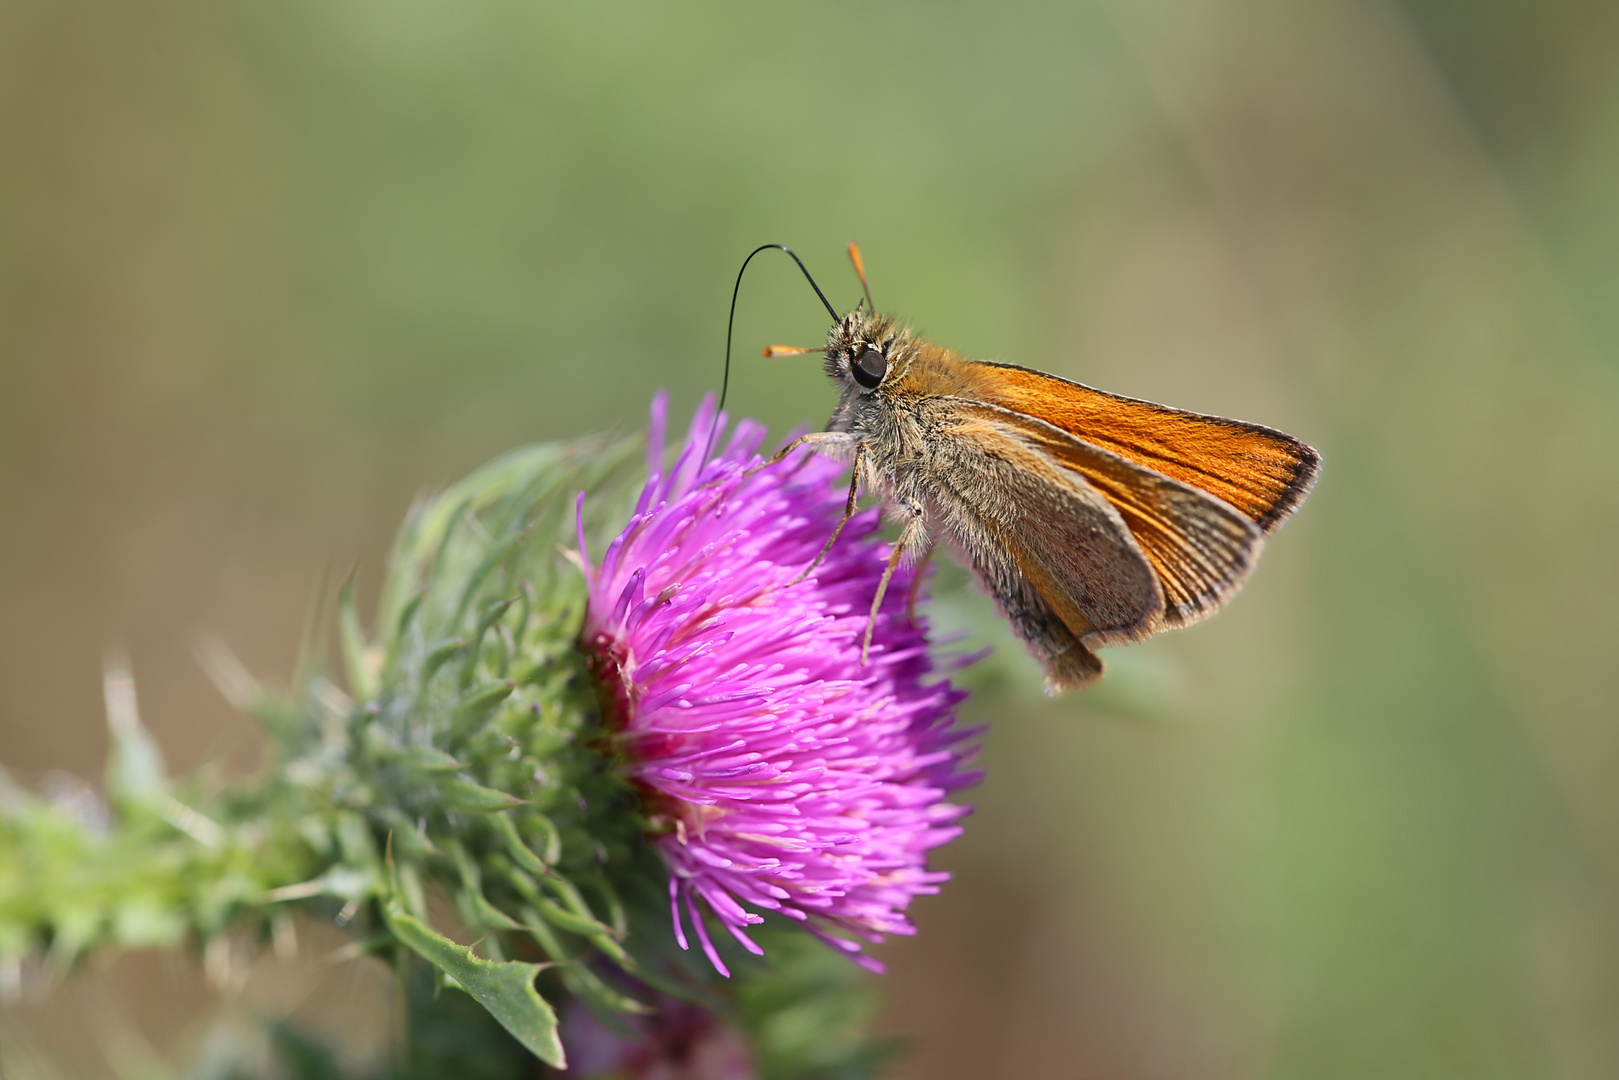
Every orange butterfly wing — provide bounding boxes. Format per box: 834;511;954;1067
943;400;1265;633
968;362;1320;534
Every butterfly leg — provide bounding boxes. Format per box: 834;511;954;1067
789;442;866;586
697;430;853;491
904;538;936;624
753;430;858;475
694;431;859;499
861;501;926;664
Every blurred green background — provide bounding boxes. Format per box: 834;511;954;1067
3;0;1618;1076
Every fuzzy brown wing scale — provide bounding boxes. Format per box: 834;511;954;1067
914;398;1167;689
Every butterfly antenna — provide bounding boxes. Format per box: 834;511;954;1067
711;244;839;457
847;241;875;313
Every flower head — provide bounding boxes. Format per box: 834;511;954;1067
579;394;977;974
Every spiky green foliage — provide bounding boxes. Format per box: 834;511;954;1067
0;431;893;1079
327;434;663;1065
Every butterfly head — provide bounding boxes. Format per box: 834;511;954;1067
825;310;912;394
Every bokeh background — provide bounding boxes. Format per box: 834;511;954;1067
4;0;1619;1076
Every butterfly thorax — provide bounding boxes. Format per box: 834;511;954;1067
822;314;997;520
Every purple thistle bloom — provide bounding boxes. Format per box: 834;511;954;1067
578;393;979;975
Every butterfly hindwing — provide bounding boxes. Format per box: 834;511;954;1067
914;398;1164;684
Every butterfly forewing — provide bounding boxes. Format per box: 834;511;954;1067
966;401;1267;630
967;362;1320;533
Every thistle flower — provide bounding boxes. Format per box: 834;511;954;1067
579;394;978;975
2;393;977;1076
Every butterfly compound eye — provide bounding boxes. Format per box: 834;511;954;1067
850;345;888;389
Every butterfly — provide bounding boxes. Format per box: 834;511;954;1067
731;243;1320;691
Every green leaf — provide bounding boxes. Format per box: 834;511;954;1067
383;901;565;1068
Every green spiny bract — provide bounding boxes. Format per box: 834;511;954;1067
323;435;678;1059
1;430;888;1080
